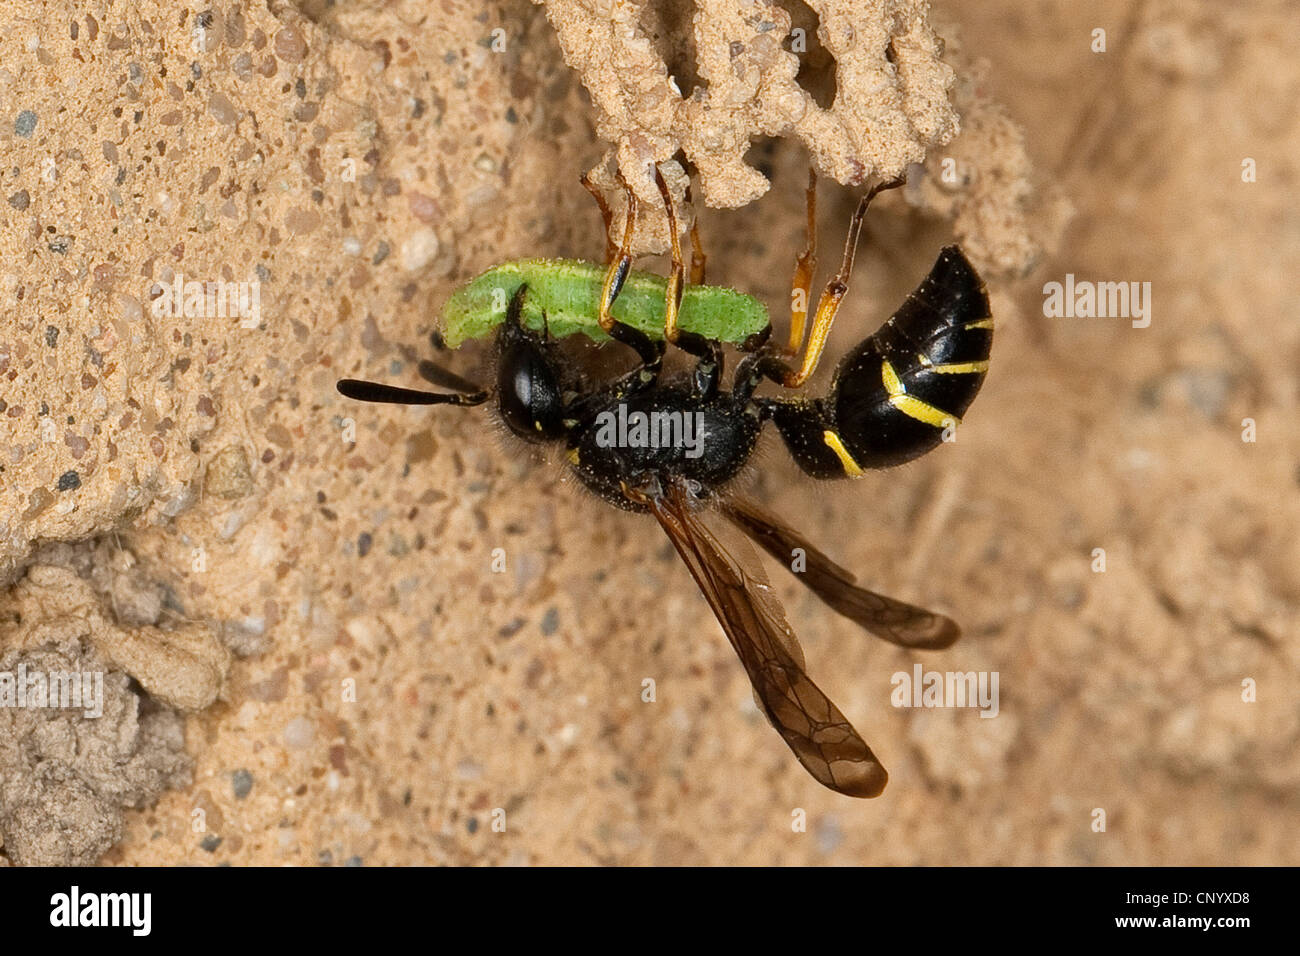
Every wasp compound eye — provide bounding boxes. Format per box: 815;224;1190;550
497;335;564;441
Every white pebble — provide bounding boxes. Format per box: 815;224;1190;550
400;228;439;272
283;716;315;749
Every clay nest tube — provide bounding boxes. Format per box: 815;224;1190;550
535;0;960;247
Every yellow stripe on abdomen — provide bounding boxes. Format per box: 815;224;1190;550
880;360;960;429
822;430;866;478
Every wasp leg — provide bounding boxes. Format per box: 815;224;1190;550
653;165;722;398
590;167;665;375
787;167;818;356
739;324;774;355
580;170;618;265
687;181;707;286
654;165;687;346
780;177;904;389
732;349;793;406
596;167;637;334
575;168;665;407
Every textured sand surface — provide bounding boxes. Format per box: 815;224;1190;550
0;0;1294;865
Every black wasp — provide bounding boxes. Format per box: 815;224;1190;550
338;166;992;797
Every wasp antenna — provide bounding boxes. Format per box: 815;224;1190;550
336;379;487;407
417;359;484;394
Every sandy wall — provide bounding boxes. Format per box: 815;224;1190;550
0;0;1294;865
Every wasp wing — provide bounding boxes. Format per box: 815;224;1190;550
720;496;960;650
647;481;888;798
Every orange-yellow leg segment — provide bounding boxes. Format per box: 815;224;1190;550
787;167;818;356
597;170;639;333
580;171;618;264
686;183;707;285
653;167;686;343
782;176;904;388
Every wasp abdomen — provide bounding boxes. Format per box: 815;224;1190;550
773;246;992;478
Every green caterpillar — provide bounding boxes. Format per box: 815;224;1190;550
440;258;770;348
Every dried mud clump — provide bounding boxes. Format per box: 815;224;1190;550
6;541;230;711
0;540;228;865
0;638;190;866
0;634;190;866
535;0;960;210
903;34;1073;278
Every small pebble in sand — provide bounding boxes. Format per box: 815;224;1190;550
206;444;255;499
284;715;315;748
400;228;440;272
274;26;307;63
231;769;254;799
14;110;37;137
56;470;81;491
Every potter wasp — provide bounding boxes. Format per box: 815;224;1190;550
338;165;992;797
